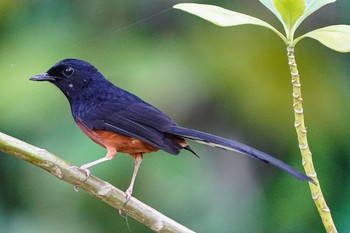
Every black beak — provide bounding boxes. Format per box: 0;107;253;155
30;73;57;81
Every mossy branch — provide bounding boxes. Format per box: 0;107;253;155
0;131;195;233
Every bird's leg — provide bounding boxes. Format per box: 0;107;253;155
125;153;143;203
80;147;117;177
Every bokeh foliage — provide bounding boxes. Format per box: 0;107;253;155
0;1;349;232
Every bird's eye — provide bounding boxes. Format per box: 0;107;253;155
63;67;74;77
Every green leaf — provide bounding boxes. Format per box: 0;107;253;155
260;0;336;38
173;3;286;42
300;25;350;52
294;0;336;30
173;3;271;28
174;3;272;28
272;0;305;33
260;0;285;26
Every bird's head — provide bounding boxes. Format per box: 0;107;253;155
30;59;105;99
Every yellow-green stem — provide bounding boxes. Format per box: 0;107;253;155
286;44;337;233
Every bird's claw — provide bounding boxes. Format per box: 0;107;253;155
79;165;91;178
68;165;91;178
71;165;91;185
67;165;91;191
124;188;133;204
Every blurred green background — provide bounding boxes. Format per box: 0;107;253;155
1;0;349;232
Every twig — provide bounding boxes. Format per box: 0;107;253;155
0;131;195;233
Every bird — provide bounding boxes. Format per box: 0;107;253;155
30;58;315;201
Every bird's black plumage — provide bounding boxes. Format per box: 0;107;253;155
30;58;316;190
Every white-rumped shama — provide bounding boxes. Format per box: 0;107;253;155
30;59;315;201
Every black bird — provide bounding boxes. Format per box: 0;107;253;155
30;58;315;201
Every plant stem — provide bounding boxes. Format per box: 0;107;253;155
286;44;337;233
0;132;195;233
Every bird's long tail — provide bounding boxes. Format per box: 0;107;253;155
169;126;316;184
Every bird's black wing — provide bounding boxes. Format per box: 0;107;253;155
80;101;183;155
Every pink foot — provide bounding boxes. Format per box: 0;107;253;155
68;165;91;191
79;165;91;178
125;188;133;203
68;165;90;177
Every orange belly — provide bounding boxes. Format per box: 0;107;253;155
76;119;158;154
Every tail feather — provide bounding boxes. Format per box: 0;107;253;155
169;126;316;185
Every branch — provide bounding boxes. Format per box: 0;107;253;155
0;131;195;233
